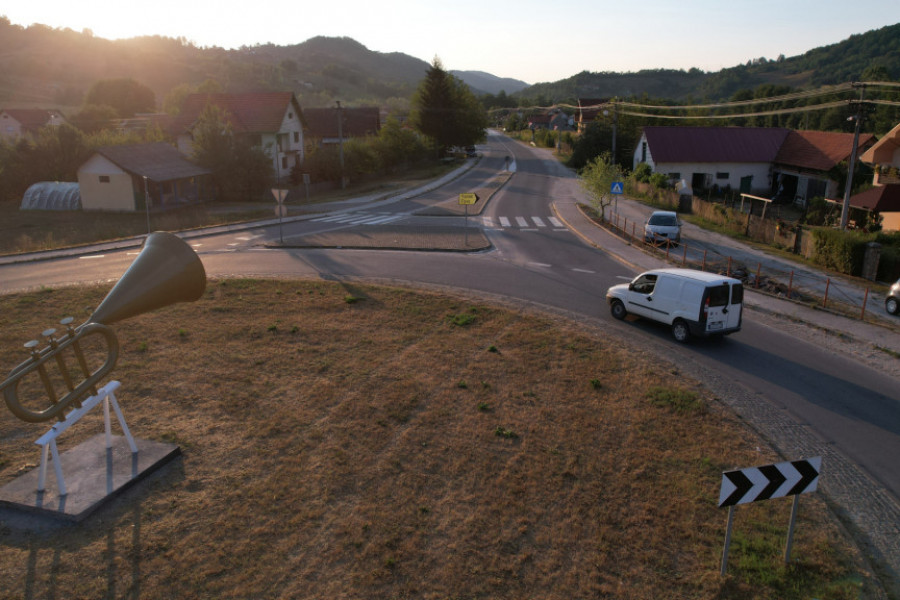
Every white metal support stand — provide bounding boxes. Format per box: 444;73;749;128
34;381;136;496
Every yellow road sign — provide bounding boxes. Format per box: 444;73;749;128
459;193;478;205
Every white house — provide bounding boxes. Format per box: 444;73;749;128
633;126;788;196
634;126;876;206
172;92;304;177
77;142;211;212
0;108;67;141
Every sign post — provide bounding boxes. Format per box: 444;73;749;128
272;188;289;244
458;193;478;246
718;457;821;575
610;181;623;217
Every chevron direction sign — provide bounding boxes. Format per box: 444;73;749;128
718;457;821;507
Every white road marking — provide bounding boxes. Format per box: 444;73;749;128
532;217;546;227
572;268;596;274
500;217;511;227
515;216;529;227
549;217;564;227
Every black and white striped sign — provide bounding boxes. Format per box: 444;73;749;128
718;457;821;507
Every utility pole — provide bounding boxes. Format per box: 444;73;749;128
840;83;865;230
611;97;618;166
336;100;345;189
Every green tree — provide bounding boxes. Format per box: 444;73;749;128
84;78;156;118
191;104;273;201
70;104;119;134
581;152;625;222
410;58;488;155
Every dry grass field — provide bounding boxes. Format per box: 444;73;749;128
0;279;879;599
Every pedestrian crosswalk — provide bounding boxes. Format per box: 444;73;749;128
483;216;567;231
309;212;406;226
308;212;568;231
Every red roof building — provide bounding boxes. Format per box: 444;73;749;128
173;92;305;175
0;108;67;141
635;126;875;206
303;107;380;144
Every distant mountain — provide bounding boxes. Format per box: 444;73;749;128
451;71;529;95
518;22;900;103
0;23;521;111
1;17;897;113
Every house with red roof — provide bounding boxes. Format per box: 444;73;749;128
633;126;789;197
634;126;875;207
576;98;610;132
858;122;900;231
773;130;875;205
0;108;68;141
172;92;304;177
303;106;380;146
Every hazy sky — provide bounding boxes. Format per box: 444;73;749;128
3;1;899;84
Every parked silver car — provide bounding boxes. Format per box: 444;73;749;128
886;278;900;315
644;210;682;245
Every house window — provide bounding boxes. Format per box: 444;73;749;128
288;112;293;119
641;142;647;163
293;131;299;144
282;156;288;170
668;173;680;180
716;172;729;180
99;175;110;183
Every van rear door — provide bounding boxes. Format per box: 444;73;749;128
703;284;732;333
725;282;743;330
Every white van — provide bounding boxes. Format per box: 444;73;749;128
606;268;743;342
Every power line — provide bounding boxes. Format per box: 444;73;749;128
493;81;899;121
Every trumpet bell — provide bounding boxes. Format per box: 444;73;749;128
1;231;206;423
89;231;206;326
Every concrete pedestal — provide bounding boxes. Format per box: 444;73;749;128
0;434;180;523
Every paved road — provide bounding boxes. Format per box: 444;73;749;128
2;131;899;594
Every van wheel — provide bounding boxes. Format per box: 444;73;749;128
671;319;691;343
610;300;627;320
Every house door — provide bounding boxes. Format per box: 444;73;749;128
739;176;752;194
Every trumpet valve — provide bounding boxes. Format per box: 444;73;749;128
24;339;41;360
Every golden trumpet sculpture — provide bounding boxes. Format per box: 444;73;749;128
1;232;206;423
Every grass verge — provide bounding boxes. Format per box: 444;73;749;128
0;280;878;599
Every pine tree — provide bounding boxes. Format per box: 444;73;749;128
411;58;487;155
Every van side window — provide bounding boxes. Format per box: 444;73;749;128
731;283;744;304
632;274;657;294
707;284;730;307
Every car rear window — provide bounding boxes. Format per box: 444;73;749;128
731;283;744;304
648;214;678;226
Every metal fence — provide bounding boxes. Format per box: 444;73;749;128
606;212;891;324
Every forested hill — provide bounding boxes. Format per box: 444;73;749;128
0;19;526;112
518;22;900;103
0;22;436;110
0;16;897;112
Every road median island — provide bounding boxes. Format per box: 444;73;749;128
276;224;491;251
414;172;513;217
